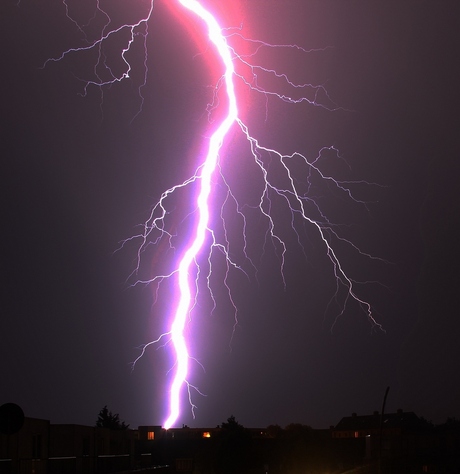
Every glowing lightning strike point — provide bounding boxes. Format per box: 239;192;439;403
163;0;238;430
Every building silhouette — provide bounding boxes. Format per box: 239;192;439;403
1;409;459;473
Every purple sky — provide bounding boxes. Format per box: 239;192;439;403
1;0;459;429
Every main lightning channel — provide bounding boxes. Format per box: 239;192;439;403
163;0;238;430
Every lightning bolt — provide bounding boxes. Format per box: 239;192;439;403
157;0;238;429
43;0;384;429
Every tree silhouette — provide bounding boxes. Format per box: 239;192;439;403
95;405;129;430
221;415;245;433
215;415;252;474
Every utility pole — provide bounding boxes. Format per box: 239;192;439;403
379;386;390;474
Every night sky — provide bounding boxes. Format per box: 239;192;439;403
1;1;460;430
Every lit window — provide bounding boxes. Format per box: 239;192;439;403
354;431;359;438
147;432;155;440
202;432;211;438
